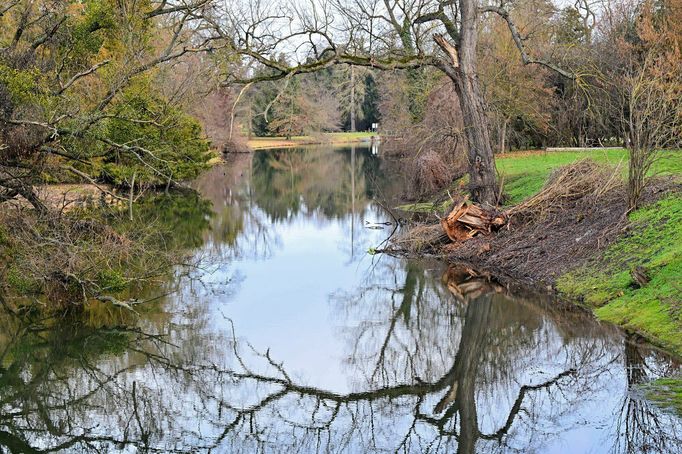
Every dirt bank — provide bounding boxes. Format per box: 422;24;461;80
442;178;678;288
392;160;679;290
390;158;682;354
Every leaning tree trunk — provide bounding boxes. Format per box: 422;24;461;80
453;0;499;205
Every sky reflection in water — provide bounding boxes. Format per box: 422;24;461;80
0;144;680;453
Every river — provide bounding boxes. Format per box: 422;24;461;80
0;144;680;453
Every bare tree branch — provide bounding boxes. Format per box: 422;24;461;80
480;5;575;79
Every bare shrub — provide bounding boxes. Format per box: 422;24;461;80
223;135;251;153
508;159;623;222
379;74;466;199
0;206;179;310
380;75;466;162
411;150;453;198
391;224;447;254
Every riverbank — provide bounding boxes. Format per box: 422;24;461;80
396;148;682;356
247;131;378;149
0;188;207;312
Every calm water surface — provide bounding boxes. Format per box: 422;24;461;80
0;145;680;453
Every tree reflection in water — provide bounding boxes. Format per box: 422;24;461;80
0;264;680;453
1;145;680;453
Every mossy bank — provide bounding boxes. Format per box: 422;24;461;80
557;194;682;354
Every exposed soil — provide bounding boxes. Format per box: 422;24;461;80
444;177;679;287
393;170;680;289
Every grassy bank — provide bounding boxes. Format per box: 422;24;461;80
399;148;681;356
497;148;681;204
248;132;377;149
557;195;681;353
499;149;681;355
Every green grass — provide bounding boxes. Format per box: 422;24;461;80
497;149;682;204
641;377;682;416
248;132;377;149
557;195;682;354
497;148;682;356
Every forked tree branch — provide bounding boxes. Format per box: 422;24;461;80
56;60;111;95
480;5;575;79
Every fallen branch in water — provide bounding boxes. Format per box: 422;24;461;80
96;295;141;313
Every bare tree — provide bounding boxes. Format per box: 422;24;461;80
605;0;682;209
596;0;682;210
215;0;574;204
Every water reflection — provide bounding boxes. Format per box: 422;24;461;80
0;145;680;453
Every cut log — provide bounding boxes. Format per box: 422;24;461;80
440;197;507;243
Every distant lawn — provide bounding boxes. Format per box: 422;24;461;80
325;131;377;139
248;132;377;149
497;149;682;204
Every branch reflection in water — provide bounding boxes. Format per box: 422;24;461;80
0;145;679;453
1;264;680;452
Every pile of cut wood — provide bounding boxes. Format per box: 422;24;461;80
440;197;507;242
391;160;618;255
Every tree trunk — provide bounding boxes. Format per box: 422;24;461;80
350;66;356;132
500;119;507;154
454;0;499;205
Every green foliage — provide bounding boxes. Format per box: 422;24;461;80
96;269;127;292
1;0;213;193
557;195;682;354
555;7;591;44
62;0;117;66
100;80;211;186
0;64;47;107
360;73;380;130
6;266;41;295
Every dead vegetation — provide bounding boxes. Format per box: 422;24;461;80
506;159;624;222
411;150;453;197
0;204;180;312
390;159;677;285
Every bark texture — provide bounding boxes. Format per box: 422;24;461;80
454;0;499;205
